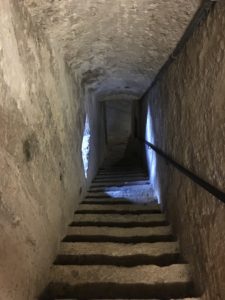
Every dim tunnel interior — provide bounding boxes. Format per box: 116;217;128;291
0;1;225;300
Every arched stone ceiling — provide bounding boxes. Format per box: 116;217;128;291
24;0;200;99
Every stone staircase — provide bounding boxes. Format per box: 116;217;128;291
40;167;198;300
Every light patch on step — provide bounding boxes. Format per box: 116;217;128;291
105;184;156;203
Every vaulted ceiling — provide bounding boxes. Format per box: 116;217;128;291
24;0;200;99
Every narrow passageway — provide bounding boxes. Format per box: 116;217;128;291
40;155;198;300
1;1;225;299
102;100;133;168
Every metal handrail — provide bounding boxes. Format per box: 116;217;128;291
139;137;225;205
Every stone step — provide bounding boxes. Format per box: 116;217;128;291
93;176;148;183
71;213;167;227
82;199;157;205
94;175;148;179
55;242;181;266
99;167;144;171
86;192;153;198
43;264;195;299
94;177;148;183
55;298;199;300
97;173;147;177
85;193;115;199
97;169;146;174
90;180;150;189
99;167;144;170
85;194;155;203
63;226;175;243
77;203;161;213
89;187;150;193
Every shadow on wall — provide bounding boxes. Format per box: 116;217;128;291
82;115;91;178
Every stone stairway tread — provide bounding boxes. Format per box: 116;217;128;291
99;167;144;170
47;264;194;299
82;199;157;205
85;195;156;202
55;298;200;300
96;171;147;174
55;241;181;266
63;226;174;243
58;242;180;257
90;180;150;188
93;176;149;182
94;177;148;182
66;226;172;237
98;167;145;170
78;203;161;212
55;242;184;267
87;192;151;197
89;186;150;192
72;214;167;226
89;187;150;193
91;179;150;187
50;264;191;285
85;193;118;198
96;174;147;178
96;171;147;178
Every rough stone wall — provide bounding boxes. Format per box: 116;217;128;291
0;1;85;299
140;2;225;299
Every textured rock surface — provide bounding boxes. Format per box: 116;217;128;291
77;203;161;212
51;264;191;284
0;1;85;299
49;264;193;299
23;0;200;100
72;213;166;224
140;2;225;299
58;241;179;257
66;225;172;238
54;299;199;300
